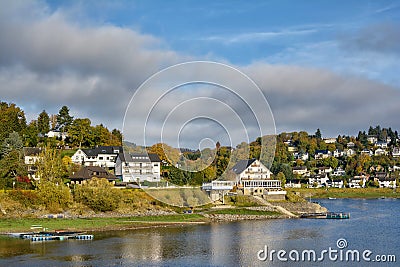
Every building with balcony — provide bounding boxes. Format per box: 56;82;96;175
116;153;161;183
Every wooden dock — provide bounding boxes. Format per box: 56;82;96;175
300;212;350;219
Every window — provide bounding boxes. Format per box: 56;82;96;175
99;157;103;160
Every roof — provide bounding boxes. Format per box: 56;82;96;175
293;166;307;170
315;150;329;154
231;158;257;174
69;166;117;181
81;146;123;157
124;153;161;163
23;147;42;156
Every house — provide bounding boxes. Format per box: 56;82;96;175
377;177;396;188
46;130;68;141
314;150;331;160
346;142;355;148
294;152;309;161
349;175;368;188
318;167;333;174
361;149;373;156
202;181;235;201
324;138;336;144
376;141;388;149
287;146;298;152
330;179;344;188
116;153;161;183
23;147;43;180
345;149;356;157
332;168;346;177
285;179;302;188
69;166;118;184
292;166;308;176
333;149;344;158
308;174;329;188
71;146;122;170
392;147;400;157
232;159;283;197
367;135;378;144
374;148;387;156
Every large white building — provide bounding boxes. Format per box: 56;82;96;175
231;159;282;196
71;146;122;170
116;153;161;183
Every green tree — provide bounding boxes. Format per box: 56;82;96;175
37;110;50;135
0;102;26;144
24;121;39;147
68;118;93;147
0;150;27;181
56;106;74;132
315;129;322;139
276;172;286;187
1;131;23;158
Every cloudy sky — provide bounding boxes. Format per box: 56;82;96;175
1;0;400;148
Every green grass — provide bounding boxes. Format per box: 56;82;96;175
0;214;207;233
207;208;280;216
287;188;400;199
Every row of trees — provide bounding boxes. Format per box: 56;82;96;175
0;101;122;148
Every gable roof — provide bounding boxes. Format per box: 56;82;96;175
81;146;123;157
69;166;117;181
124;153;161;163
231;158;257;174
23;147;42;156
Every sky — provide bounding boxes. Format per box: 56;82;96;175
1;0;400;148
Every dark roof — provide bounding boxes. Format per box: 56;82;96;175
293;166;307;170
332;179;343;182
124;153;161;163
23;147;42;156
69;166;117;181
378;177;395;182
81;146;123;157
231;159;256;174
315;150;329;154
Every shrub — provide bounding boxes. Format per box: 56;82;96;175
36;181;73;212
7;190;39;207
73;178;121;212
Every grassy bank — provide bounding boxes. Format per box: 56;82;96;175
206;208;280;216
0;214;208;233
288;188;400;199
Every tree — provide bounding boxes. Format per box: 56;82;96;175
37;110;50;135
276;172;286;187
0;102;26;144
1;131;23;158
24;121;39;147
0;150;27;180
35;147;65;184
68;118;93;147
56;106;73;132
315;129;322;140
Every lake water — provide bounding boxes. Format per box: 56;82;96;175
1;198;399;266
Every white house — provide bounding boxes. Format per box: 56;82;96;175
330;179;344;188
23;147;43;180
349;175;368;188
376;141;388;149
294;152;309;161
71;146;122;170
318;167;333;174
347;142;355;148
333;149;344;158
392;147;400;157
308;174;329;188
378;177;396;188
367;135;378;144
46;130;68;140
285;179;302;188
292;166;308;176
332;168;346;177
361;149;373;156
315;150;331;160
374;148;388;156
231;159;282;196
116;153;161;183
324;138;336;144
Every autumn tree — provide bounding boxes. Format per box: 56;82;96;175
35;147;66;184
68;118;93;147
0;102;26;144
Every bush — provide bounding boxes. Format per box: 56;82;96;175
36;181;73;212
73;178;122;212
7;190;39;207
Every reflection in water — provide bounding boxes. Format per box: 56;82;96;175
0;199;399;266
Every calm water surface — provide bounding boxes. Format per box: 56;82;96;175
0;198;399;266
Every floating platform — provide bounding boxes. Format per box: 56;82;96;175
11;231;94;242
300;212;350;219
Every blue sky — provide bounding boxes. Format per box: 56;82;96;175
1;1;400;147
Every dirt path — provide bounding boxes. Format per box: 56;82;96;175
253;196;298;218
